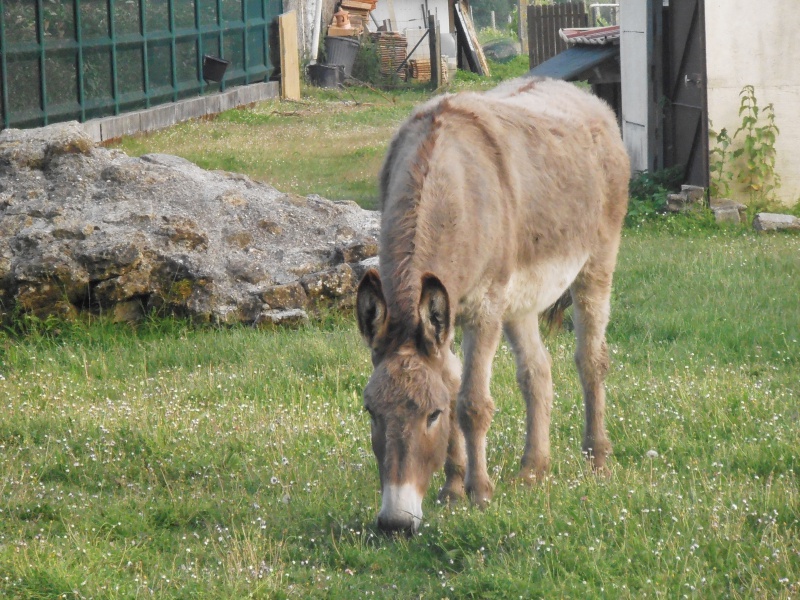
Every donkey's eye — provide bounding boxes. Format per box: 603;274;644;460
427;409;443;427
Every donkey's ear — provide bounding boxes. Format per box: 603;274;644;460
356;269;388;348
418;273;451;355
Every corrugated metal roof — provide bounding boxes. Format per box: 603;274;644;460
528;44;619;81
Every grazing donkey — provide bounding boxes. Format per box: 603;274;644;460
356;77;629;533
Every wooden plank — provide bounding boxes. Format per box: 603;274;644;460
278;11;301;101
454;3;484;75
457;0;490;76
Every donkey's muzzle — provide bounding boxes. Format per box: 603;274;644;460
377;483;423;534
377;512;419;534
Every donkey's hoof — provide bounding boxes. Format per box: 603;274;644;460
466;481;494;508
437;483;466;505
516;467;549;486
583;439;612;475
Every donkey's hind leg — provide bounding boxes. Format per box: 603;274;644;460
571;258;616;472
504;312;553;482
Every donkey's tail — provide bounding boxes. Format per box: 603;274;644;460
541;290;573;335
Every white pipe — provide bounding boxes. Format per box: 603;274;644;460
310;0;323;63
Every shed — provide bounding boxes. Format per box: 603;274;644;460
621;0;800;205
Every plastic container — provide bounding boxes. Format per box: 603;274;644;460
324;36;361;78
202;55;230;82
307;63;345;88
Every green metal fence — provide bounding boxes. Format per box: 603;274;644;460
0;0;283;129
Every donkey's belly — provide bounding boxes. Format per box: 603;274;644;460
503;253;588;318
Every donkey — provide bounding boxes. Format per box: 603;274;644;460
356;77;630;533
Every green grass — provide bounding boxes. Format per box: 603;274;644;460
112;85;423;210
4;71;800;598
1;230;798;599
110;59;531;211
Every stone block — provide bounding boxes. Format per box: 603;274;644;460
255;308;309;327
710;198;747;224
753;212;800;232
666;193;689;212
681;185;706;203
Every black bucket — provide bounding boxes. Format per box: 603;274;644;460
203;55;230;82
324;36;361;78
307;63;345;88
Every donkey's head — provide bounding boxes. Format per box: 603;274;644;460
356;269;460;534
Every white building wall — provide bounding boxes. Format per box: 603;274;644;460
371;0;456;59
705;0;800;205
620;0;651;173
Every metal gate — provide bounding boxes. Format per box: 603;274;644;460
0;0;283;130
663;0;708;187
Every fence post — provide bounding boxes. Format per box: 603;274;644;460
518;0;528;56
1;4;10;128
35;0;48;124
428;13;441;89
217;0;226;91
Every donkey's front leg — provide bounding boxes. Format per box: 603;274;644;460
458;318;503;507
438;349;466;504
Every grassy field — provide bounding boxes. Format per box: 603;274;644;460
2;73;800;598
112;63;527;211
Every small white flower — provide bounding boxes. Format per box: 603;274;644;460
270;476;279;485
646;450;659;459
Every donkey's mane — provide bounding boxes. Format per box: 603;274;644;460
379;95;512;327
378;99;446;325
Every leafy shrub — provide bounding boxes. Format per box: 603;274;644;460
625;166;684;227
350;36;383;85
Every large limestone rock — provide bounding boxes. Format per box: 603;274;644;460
0;122;380;325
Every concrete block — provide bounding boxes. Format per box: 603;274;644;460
82;119;103;143
175;97;207;122
140;104;175;132
218;90;238;112
666;193;689;212
681;184;706;203
100;112;142;141
714;207;741;224
711;198;747;224
753;212;800;232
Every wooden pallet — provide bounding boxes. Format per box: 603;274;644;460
408;58;431;82
371;32;408;80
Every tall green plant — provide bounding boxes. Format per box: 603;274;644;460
710;85;781;203
708;124;733;199
733;85;781;201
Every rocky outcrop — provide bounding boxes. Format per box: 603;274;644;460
0;122;380;325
